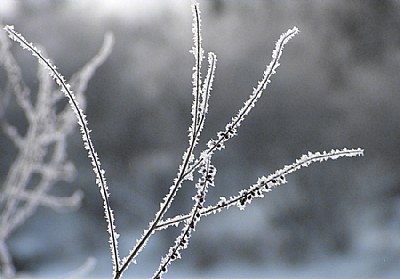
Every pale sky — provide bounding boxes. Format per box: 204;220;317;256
0;0;188;22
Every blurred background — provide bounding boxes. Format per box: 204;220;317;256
1;0;400;278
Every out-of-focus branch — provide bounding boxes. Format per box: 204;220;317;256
0;25;113;277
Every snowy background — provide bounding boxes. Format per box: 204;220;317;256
1;0;400;278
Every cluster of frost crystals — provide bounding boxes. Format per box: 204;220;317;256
2;25;121;276
154;157;216;279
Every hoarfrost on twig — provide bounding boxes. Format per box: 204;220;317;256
3;25;120;277
2;1;365;278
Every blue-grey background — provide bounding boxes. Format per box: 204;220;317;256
1;0;400;278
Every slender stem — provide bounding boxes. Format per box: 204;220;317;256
4;26;120;274
155;148;364;230
116;5;204;277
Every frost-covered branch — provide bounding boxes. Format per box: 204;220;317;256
117;4;214;276
184;26;299;180
2;1;365;278
0;241;14;279
13;190;83;211
156;148;364;231
118;2;299;277
0;26;113;278
3;24;120;276
153;157;216;278
0;26;31;120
